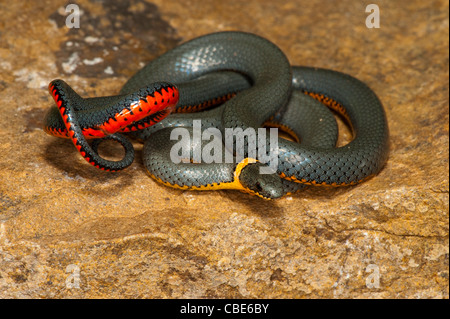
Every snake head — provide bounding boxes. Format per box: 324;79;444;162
238;162;285;199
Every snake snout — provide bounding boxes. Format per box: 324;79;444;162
239;163;284;199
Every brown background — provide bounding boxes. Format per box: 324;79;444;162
0;0;448;298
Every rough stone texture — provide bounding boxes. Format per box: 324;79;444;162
0;0;448;298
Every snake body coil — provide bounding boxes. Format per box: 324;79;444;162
45;31;389;198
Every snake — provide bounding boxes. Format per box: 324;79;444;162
44;31;389;199
45;79;179;171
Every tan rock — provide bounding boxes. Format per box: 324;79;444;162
0;0;448;298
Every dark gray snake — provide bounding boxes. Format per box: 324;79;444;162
45;31;389;199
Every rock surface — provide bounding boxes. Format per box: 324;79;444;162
0;0;448;298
